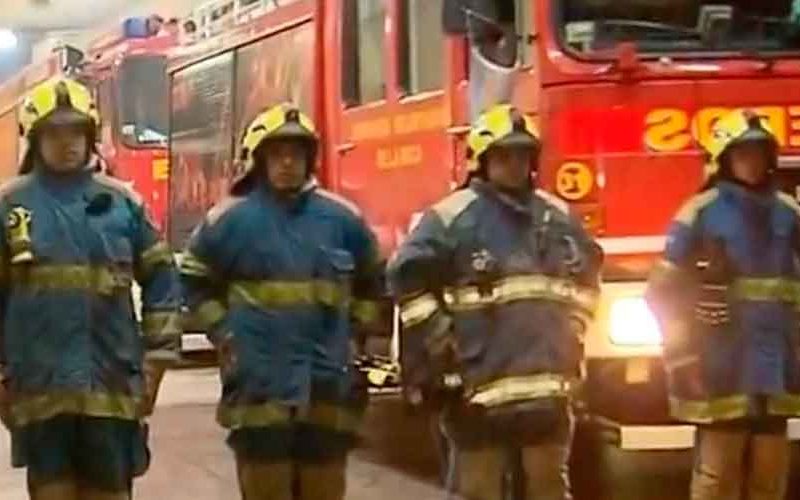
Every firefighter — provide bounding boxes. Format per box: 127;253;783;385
646;109;800;500
388;104;602;500
0;77;181;499
180;104;382;500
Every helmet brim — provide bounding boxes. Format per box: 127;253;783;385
38;108;94;130
732;128;777;146
268;121;317;141
489;131;541;151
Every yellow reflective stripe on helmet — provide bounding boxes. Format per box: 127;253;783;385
9;265;132;295
217;402;292;429
768;394;800;416
467;104;539;171
302;402;363;433
352;299;380;326
469;374;571;408
10;391;142;427
399;292;440;328
732;278;800;303
227;280;349;309
241;104;317;172
669;395;749;424
137;241;173;280
179;252;212;278
141;311;181;339
20;78;99;136
444;274;599;316
704;110;775;162
195;299;227;330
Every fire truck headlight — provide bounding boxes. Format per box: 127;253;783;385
608;297;662;346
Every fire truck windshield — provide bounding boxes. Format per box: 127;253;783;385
118;55;169;147
559;0;800;55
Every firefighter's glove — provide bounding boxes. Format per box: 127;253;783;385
216;331;237;378
424;313;456;375
694;283;730;327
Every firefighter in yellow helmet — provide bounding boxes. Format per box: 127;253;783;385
647;109;800;500
180;104;382;500
18;77;100;175
0;78;181;499
388;104;602;499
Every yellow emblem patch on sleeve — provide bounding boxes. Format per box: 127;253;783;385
6;206;34;264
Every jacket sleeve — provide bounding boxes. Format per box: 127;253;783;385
132;202;182;363
645;209;703;370
345;215;384;336
387;211;455;389
180;217;229;346
564;217;604;327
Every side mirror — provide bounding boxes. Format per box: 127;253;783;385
615;41;639;74
58;45;85;74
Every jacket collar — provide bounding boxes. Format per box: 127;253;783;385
470;178;535;217
256;177;318;213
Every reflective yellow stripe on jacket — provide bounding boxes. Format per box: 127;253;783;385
137;241;173;280
733;278;800;305
352;299;380;326
217;401;362;432
469;374;572;408
227;280;350;309
399;292;440;328
141;311;182;340
445;274;599;318
10;392;142;427
9;265;132;295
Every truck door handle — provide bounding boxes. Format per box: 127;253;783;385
337;143;357;154
446;125;471;136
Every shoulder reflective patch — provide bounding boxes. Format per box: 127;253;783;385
315;188;363;217
776;192;800;219
93;174;144;206
535;189;570;215
674;188;719;226
432;189;479;227
206;196;247;226
0;175;33;200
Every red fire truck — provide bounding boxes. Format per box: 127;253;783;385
167;0;800;449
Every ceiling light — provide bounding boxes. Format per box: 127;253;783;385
0;29;18;51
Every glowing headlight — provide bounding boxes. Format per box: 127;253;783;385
609;297;662;346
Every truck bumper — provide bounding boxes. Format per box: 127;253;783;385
595;417;800;451
181;333;214;352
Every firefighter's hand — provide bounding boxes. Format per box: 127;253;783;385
217;333;237;378
694;283;729;326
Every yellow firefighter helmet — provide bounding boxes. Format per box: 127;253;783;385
239;103;318;174
19;77;100;138
466;104;540;172
703;109;778;178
